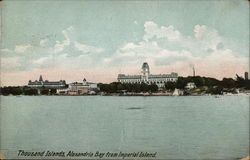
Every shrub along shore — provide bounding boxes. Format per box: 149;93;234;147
1;75;249;96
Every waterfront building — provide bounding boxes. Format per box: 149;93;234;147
185;82;196;89
56;78;99;95
27;75;66;88
117;62;178;88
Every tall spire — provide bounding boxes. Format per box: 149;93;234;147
193;66;195;77
83;78;87;85
39;75;43;81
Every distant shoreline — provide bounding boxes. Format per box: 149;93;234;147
1;93;249;97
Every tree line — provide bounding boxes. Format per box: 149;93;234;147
98;75;249;94
165;75;250;94
1;75;249;95
98;82;158;93
0;86;57;96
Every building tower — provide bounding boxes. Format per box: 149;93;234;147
39;75;43;81
141;62;150;81
83;78;87;85
245;72;248;80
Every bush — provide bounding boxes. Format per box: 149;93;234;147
23;87;38;95
0;87;22;95
165;82;176;90
98;82;158;93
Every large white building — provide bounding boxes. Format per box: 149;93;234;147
117;62;178;88
56;78;99;95
28;75;66;88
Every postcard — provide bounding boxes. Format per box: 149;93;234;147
0;0;249;160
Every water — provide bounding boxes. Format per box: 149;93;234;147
0;96;249;159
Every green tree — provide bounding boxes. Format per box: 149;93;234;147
176;77;187;89
0;86;23;95
191;76;205;87
50;88;57;95
40;87;49;95
207;86;223;95
165;82;176;90
204;77;220;87
23;87;38;95
221;78;235;88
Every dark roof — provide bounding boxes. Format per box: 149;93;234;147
70;82;88;86
44;81;66;85
142;62;149;69
118;73;178;79
149;74;178;78
28;81;42;85
28;80;66;86
118;75;141;79
70;82;97;86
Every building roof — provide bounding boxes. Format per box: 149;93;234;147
142;62;149;69
118;74;141;79
149;74;178;78
69;82;97;86
28;81;43;85
44;81;66;85
28;75;66;86
28;80;66;86
118;73;178;79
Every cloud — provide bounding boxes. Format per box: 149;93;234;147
62;26;75;41
1;25;106;75
1;57;21;70
104;40;196;71
53;26;73;53
118;41;161;57
14;44;32;53
54;40;69;53
74;42;104;53
143;21;181;41
40;39;49;47
33;56;52;65
1;48;12;53
30;50;104;71
105;21;248;79
1;22;248;86
194;25;222;50
52;26;104;55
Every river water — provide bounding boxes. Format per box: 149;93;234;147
0;96;249;159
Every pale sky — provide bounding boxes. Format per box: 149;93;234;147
0;0;249;86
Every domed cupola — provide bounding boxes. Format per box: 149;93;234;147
141;62;150;81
